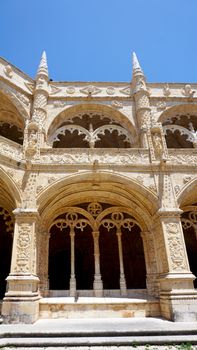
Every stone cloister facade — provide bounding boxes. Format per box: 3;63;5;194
0;52;196;323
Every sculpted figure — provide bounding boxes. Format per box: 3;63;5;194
182;84;195;97
153;132;163;157
28;129;37;148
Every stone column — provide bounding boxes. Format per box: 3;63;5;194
92;231;103;297
154;210;197;321
2;209;40;323
116;230;127;296
38;231;50;297
140;231;159;297
69;227;76;297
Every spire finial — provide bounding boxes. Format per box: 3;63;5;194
132;52;144;75
36;51;48;79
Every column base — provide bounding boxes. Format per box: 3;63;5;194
94;275;103;297
69;276;76;297
2;274;40;324
120;276;127;297
159;272;197;321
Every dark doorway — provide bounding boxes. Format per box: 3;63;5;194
99;226;120;289
75;226;94;290
183;227;197;288
122;225;146;288
0;208;13;299
49;226;70;290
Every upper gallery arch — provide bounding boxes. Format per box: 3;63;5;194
159;104;197;148
47;103;138;148
0;91;26;145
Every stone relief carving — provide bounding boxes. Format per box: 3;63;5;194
156;101;166;110
119;86;131;95
161;174;176;209
181;84;195;97
111;100;123;109
106;87;115;95
166;223;187;271
183;176;192;184
4;65;13;78
15;223;31;273
0;139;22;161
48;176;58;184
80;85;102;96
174;184;181;195
163;84;170;97
181;211;197;231
37;150;149;165
168;152;197;165
24;82;35;93
16;91;30;107
152;132;164;158
50;85;61;95
53;101;67;108
66;87;75;94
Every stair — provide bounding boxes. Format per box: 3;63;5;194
0;318;197;348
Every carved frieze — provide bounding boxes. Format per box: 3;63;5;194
0;138;22;161
168;151;197;165
37;149;149;165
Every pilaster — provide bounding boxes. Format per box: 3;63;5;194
2;209;40;323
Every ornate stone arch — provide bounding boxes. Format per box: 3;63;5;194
0;81;29;122
37;171;159;297
46;103;138;148
177;177;197;208
37;171;158;229
0;166;22;210
158;104;197;148
0;87;27;144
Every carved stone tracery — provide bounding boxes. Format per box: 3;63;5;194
46;203;145;296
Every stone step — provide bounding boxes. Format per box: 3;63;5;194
1;318;197;348
1;334;197;348
39;296;160;319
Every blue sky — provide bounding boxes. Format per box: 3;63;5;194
0;0;197;83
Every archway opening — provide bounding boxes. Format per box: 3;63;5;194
0;207;13;299
49;213;94;291
181;211;197;288
122;225;146;289
99;225;120;289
